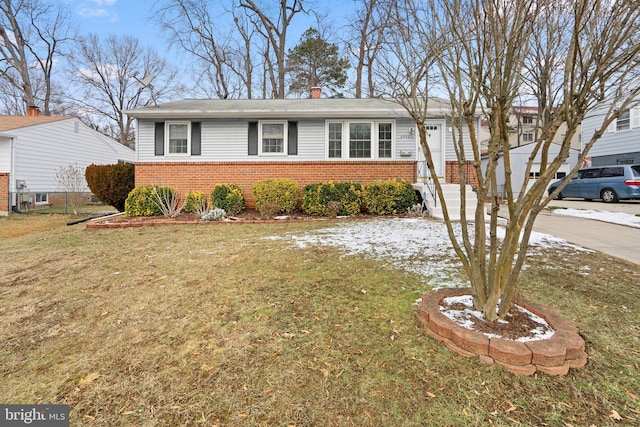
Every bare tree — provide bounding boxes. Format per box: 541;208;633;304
66;34;184;148
347;0;392;98
386;0;640;321
240;0;307;99
152;0;256;99
0;0;73;115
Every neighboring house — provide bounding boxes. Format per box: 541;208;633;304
478;106;581;199
481;143;580;199
0;108;135;215
480;106;581;151
581;100;640;166
125;96;482;214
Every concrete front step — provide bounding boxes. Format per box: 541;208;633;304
414;182;485;221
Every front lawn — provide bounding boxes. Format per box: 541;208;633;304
0;216;638;426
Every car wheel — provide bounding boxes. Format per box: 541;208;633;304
554;191;563;200
601;188;619;203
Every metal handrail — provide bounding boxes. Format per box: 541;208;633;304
417;160;437;208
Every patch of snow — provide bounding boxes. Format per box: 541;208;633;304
269;217;586;288
440;295;555;342
553;208;640;228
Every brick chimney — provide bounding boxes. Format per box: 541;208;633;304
310;87;321;99
26;105;41;116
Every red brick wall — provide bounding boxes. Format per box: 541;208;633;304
136;161;417;207
0;173;9;215
445;160;479;190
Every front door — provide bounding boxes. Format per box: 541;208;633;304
416;123;444;180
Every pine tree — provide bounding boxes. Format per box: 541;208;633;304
287;28;350;97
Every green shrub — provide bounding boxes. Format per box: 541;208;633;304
211;183;245;215
302;181;362;216
85;163;135;212
124;185;176;217
184;190;207;213
363;179;416;215
252;178;299;215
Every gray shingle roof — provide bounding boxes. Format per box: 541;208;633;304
125;98;453;119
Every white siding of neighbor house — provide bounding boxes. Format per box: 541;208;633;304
137;117;420;162
11;118;134;192
481;143;580;198
582;102;640;161
0;137;10;171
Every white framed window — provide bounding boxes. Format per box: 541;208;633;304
259;120;287;155
165;122;190;155
617;109;630;131
608;107;640;133
326;120;395;159
328;122;342;158
35;193;48;205
522;133;534;143
522;115;534;125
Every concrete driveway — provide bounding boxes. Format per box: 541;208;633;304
503;199;640;265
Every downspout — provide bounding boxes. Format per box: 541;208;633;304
8;135;16;215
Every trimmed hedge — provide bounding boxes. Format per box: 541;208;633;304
124;185;176;217
211;183;245;215
363;179;416;215
302;181;362;216
85;163;135;212
252;178;298;215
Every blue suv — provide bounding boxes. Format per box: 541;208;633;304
548;164;640;203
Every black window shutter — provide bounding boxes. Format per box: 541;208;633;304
191;122;201;155
248;122;258;155
154;122;165;155
288;121;298;155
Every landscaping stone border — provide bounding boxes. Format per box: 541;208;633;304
417;287;587;376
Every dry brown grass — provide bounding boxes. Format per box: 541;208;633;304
0;217;638;426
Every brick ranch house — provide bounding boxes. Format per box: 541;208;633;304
125;95;480;218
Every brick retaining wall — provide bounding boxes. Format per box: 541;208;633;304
135;161;417;207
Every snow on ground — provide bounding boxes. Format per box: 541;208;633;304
441;295;555;342
267;217;587;289
553;208;640;228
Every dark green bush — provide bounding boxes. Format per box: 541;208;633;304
124;185;176;217
211;183;245;215
85;163;135;211
363;179;416;215
252;178;298;215
302;181;362;216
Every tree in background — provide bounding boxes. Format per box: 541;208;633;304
346;0;392;98
152;0;257;99
240;0;307;99
66;34;184;148
0;0;73;115
384;0;640;321
287;28;349;97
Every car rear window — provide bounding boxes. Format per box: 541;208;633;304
632;165;640;177
600;167;624;177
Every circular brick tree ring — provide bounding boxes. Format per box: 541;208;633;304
417;287;587;376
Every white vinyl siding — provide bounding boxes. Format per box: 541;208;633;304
138;118;418;162
583;102;640;158
10;118;134;192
